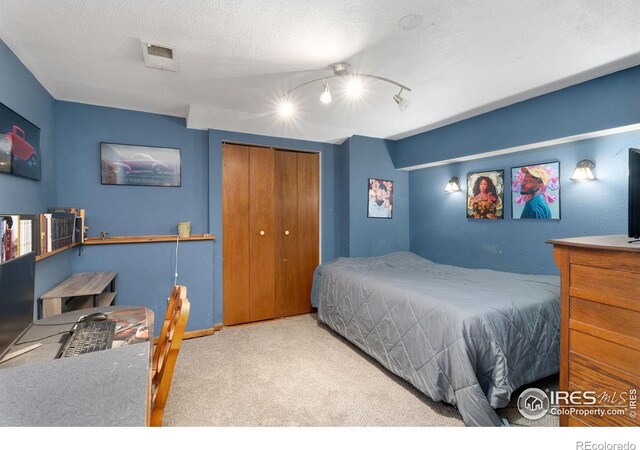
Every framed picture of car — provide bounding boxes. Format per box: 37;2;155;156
0;101;41;180
100;143;181;187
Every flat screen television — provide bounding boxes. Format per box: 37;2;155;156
0;252;36;361
630;149;640;239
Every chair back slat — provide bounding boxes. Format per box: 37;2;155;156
152;285;186;375
150;285;190;426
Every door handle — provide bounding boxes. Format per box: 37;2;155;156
284;230;290;236
259;230;265;236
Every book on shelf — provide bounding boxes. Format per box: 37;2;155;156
1;214;39;263
47;207;85;245
1;215;19;262
49;212;74;251
1;208;85;261
19;215;37;256
47;207;81;214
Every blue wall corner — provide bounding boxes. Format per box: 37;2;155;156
55;101;210;236
0;39;70;304
336;139;350;257
52;101;213;333
346;135;409;256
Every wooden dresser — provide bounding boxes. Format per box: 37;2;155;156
548;235;639;426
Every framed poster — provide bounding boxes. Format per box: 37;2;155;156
511;161;560;219
466;170;504;219
367;178;393;218
100;143;181;187
0;102;41;180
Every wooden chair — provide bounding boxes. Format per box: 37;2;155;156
150;285;190;426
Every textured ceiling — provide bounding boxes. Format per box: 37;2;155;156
1;0;639;143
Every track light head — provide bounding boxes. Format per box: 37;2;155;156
346;76;364;98
319;80;332;104
278;95;295;118
393;88;410;111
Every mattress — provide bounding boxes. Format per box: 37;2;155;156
311;252;560;426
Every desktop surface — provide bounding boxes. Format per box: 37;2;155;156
0;306;154;426
0;306;151;367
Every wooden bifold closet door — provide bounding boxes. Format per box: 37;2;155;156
222;144;319;326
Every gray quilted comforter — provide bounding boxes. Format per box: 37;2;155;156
311;252;560;426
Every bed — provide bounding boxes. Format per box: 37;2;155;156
311;252;560;426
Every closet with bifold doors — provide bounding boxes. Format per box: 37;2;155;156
222;143;319;326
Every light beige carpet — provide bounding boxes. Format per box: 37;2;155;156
163;313;558;427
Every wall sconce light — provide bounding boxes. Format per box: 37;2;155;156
444;177;461;192
570;159;596;181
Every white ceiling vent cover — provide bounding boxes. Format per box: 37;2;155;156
140;39;178;72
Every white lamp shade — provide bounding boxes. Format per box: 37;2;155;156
444;177;460;192
570;159;596;181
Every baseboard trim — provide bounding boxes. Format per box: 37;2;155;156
184;329;214;340
176;315;313;340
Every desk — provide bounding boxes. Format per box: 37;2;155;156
0;306;154;426
40;272;117;318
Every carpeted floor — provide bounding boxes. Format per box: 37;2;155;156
163;313;558;427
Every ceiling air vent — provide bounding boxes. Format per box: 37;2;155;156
140;39;178;72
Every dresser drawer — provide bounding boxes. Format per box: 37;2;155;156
570;330;640;375
568;353;639;426
570;264;640;311
569;297;640;342
570;248;640;272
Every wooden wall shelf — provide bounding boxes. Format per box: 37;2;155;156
35;244;79;262
82;234;215;245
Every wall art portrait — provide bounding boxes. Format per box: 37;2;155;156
100;143;181;187
511;161;560;219
0;102;41;180
466;170;504;219
367;177;393;218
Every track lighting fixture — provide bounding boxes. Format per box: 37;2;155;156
279;62;411;116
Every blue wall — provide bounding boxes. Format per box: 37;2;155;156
55;101;213;334
55;102;210;235
394;65;640;169
403;63;640;275
0;39;71;306
346;136;410;256
409;131;634;275
336;139;350;257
